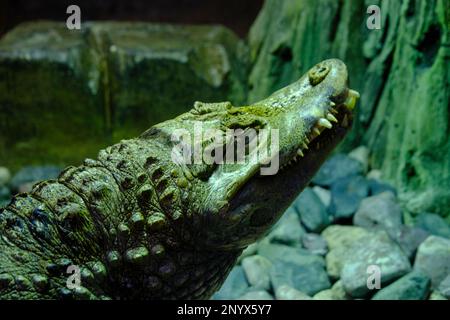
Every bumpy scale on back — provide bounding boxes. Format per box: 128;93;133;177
0;59;359;299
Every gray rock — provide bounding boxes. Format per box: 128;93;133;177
437;275;450;299
368;179;397;196
429;291;447;300
329;175;369;219
0;167;11;186
237;242;258;264
330;280;350;300
312;186;331;207
348;145;369;173
241;255;272;290
10;166;61;191
414;236;450;288
274;285;312;300
238;290;273;300
372;271;431;300
268;208;305;246
353;191;403;237
270;259;331;296
340;231;411;298
313;289;334;300
302;233;328;256
212;266;249;300
258;242;325;267
367;169;382;180
415;213;450;239
293;187;330;232
312;154;364;187
322;225;371;280
391;226;430;259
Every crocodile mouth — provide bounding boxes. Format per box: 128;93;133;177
279;88;360;171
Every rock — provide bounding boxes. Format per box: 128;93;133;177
293;187;330;232
437;275;450;299
274;285;312;300
322;225;370;251
368;179;397;196
212;266;249;300
340;231;411;298
237;242;258;264
270;259;331;296
429;291;447;300
367;169;382;180
241;255;272;291
258;243;329;296
238;290;273;300
372;271;431;300
311;154;364;187
323;226;371;279
10;166;61;192
348;145;369;173
415;213;450;239
414;236;450;288
258;243;325;267
0;22;248;171
313;289;334;300
329;175;369;220
330;280;350;300
301;233;328;256
0;167;11;186
312;186;331;207
390;226;430;259
268;208;305;246
353;191;403;237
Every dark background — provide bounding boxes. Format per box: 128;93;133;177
0;0;264;38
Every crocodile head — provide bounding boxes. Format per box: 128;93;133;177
152;59;359;251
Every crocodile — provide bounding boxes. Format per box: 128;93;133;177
0;59;359;300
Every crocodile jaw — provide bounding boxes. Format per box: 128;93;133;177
202;59;359;249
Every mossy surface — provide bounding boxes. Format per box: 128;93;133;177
248;0;449;219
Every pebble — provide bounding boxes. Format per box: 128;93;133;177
329;175;369;220
368;179;397;196
212;266;249;300
241;255;272;291
353;191;403;237
312;154;364;187
372;271;431;300
274;285;312;300
414;236;450;288
367;169;382;180
390;225;429;259
268;208;305;246
340;231;411;298
293;187;330;232
348;145;369;173
238;290;273;300
301;233;328;256
437;274;450;299
312;186;331;207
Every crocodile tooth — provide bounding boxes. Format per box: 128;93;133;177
327;113;338;123
330;101;336;107
318;118;333;129
349;89;360;99
304;137;310;144
302;142;309;149
297;149;304;157
342;114;349;127
330;107;338;114
313;128;321;135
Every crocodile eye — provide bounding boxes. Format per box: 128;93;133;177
308;63;330;86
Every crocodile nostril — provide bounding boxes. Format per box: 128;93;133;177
308;63;330;86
